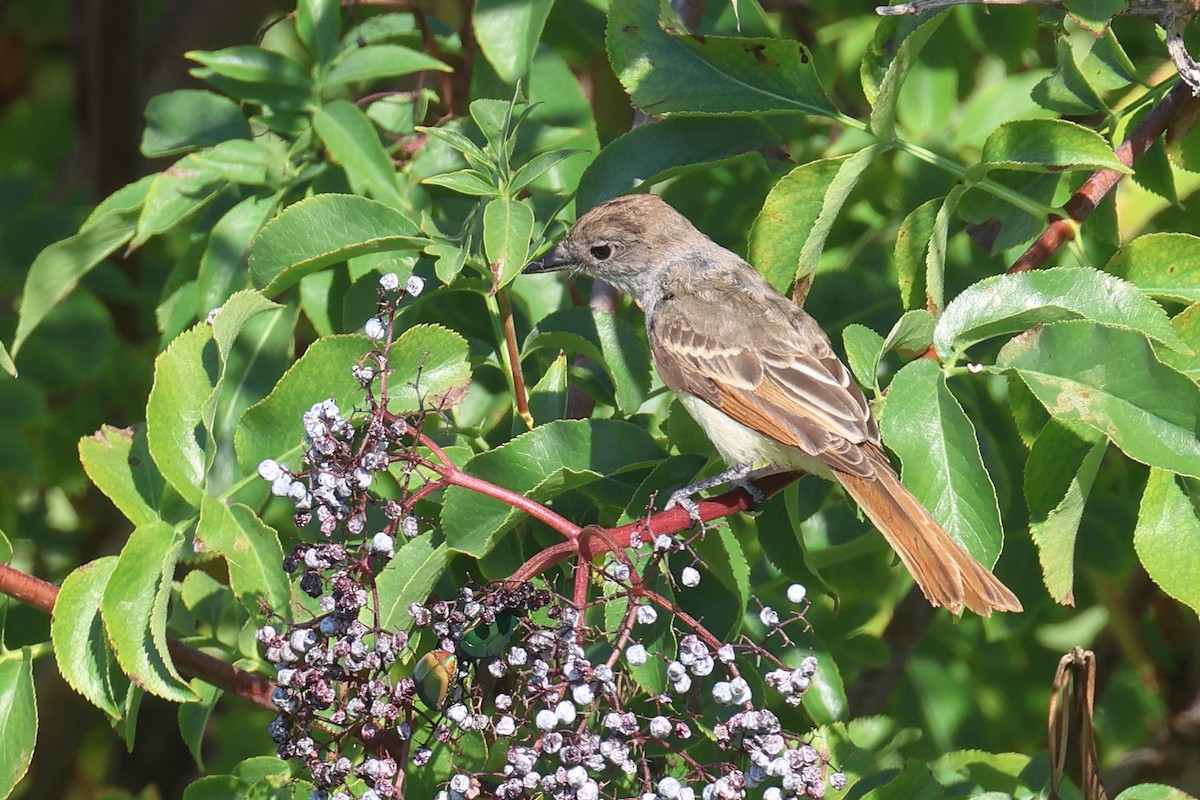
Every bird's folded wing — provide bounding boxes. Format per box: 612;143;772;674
651;289;879;477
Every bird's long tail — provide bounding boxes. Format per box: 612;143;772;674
835;466;1022;616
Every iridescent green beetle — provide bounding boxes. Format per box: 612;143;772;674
457;609;519;660
413;649;458;710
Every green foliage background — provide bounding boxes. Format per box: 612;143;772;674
1;0;1200;797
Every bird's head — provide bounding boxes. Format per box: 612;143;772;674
523;194;701;299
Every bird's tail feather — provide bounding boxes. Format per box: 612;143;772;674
835;467;1022;616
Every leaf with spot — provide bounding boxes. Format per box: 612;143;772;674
997;321;1200;479
749;145;884;295
1106;233;1200;304
79;425;164;527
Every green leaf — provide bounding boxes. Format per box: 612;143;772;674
186;46;311;94
474;0;554;83
842;324;885;395
141;89;251;157
754;145;884;294
52;557;121;717
528;350;568;424
195;498;290;612
325;44;450;87
748;156;846;293
191;140;273;185
79;425;163;527
483;198;535;291
313;100;406;208
0;342;14;378
198;194;278;314
297;0;341;64
862;12;946;139
801;646;847;725
0;648;36;799
997;321;1200;479
180;571;232;630
934;266;1186;361
525;308;653;416
1158;303;1200;381
880;359;1004;566
1114;784;1198;800
577;116;780;212
606;0;835;116
894;198;938;312
1032;38;1107;116
510;150;583;195
931;750;1036;795
184;776;251;800
981;119;1129;174
134;153;228;246
235;325;469;473
147;325;215;505
414;126;494;174
209;290;283;360
883;310;935;360
923;185;965;313
375;537;450;631
248;194;423;295
693;521;750;610
1107;233;1200;304
1134;469;1200;615
12;175;150;355
422;169;497;197
179;681;221;770
1064;0;1126;34
1026;420;1107;605
442;420;664;557
100;521;196;702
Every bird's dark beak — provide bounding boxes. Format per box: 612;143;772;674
523;246;569;275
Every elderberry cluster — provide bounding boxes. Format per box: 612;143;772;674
254;271;848;800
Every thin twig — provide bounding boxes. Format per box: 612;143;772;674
497;288;533;428
1009;79;1200;273
877;0;1057;14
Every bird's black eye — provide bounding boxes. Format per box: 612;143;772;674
590;243;612;261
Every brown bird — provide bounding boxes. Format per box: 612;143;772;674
525;193;1021;616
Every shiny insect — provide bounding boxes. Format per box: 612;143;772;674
411;609;521;711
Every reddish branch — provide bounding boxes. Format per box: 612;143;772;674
1009;79;1200;273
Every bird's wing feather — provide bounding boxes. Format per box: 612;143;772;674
650;282;879;477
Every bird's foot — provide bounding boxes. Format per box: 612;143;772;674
732;477;765;508
664;490;704;525
662;463;756;527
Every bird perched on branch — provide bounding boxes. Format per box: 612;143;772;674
525;193;1021;616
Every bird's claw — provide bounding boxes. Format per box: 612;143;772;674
664;490;704;525
733;478;765;508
